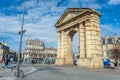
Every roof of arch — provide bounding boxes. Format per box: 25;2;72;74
55;8;100;27
68;30;77;38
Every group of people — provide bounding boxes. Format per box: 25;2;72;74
2;57;23;69
31;59;51;64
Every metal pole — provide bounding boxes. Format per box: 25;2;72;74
0;37;4;60
17;0;26;77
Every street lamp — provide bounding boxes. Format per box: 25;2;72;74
0;37;4;60
17;0;26;77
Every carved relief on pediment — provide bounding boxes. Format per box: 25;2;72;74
62;11;80;23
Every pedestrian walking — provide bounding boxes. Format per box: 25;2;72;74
20;59;23;67
10;57;13;64
31;59;34;64
3;58;9;69
2;59;7;69
6;58;9;68
110;61;115;71
48;60;50;65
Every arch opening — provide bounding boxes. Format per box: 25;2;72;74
65;30;78;65
72;32;79;63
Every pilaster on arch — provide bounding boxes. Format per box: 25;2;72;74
55;31;66;65
78;22;86;59
57;31;61;58
61;31;66;58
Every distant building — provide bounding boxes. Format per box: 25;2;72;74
24;38;57;64
0;42;9;61
9;50;17;62
45;47;57;57
44;47;57;63
102;34;120;59
0;42;17;63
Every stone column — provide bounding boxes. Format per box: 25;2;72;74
55;31;65;65
77;23;86;67
65;31;73;65
79;23;86;58
57;31;61;58
61;31;65;58
85;19;94;59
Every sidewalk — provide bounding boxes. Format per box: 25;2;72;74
1;63;120;80
0;63;37;80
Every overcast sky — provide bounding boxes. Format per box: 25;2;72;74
0;0;120;54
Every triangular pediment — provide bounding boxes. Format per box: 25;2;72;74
62;11;80;22
55;8;100;27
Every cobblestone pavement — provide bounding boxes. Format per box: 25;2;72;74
0;64;120;80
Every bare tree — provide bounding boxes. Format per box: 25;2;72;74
109;45;120;67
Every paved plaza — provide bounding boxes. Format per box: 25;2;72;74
0;64;120;80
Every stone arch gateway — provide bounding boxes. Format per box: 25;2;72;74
55;8;102;68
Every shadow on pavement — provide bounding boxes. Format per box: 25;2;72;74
25;66;61;76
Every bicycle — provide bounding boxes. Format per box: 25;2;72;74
11;66;24;78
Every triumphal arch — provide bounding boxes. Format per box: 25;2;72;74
55;8;102;68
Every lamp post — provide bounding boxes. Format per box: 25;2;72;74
17;0;26;77
0;37;4;60
116;40;120;67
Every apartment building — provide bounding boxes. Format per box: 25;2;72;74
24;38;57;63
102;34;120;59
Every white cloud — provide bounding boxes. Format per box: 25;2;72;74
101;24;120;36
0;15;21;33
0;0;60;51
0;0;104;52
79;0;102;9
108;0;120;5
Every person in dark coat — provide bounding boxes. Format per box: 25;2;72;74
3;58;9;69
48;60;50;65
5;58;9;68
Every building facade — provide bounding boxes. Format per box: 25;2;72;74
0;42;9;61
9;50;17;62
0;42;17;63
45;47;57;57
102;34;120;60
24;38;57;63
44;47;57;63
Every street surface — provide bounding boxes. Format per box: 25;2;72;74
0;64;120;80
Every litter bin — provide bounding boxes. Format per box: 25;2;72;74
103;59;110;68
